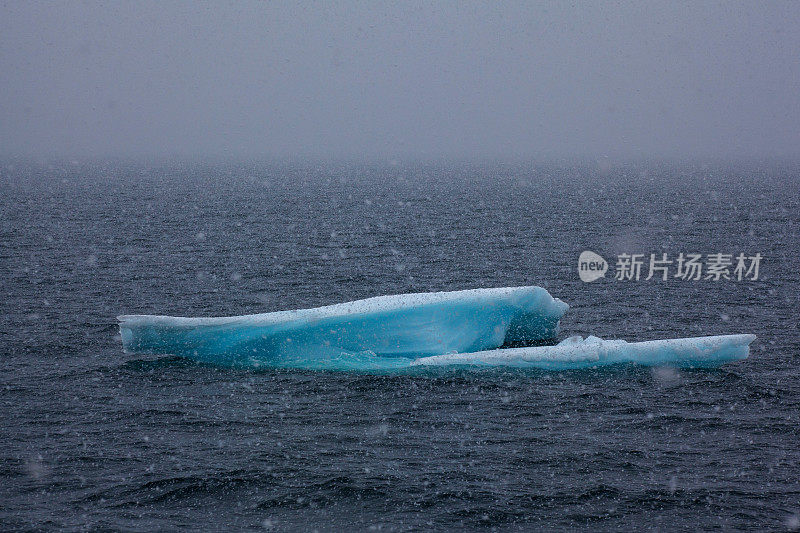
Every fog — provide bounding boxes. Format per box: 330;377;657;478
1;1;798;161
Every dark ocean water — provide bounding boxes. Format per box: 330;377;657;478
1;160;799;531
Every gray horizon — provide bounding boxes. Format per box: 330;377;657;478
1;1;799;161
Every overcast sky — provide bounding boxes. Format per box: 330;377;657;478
1;1;798;160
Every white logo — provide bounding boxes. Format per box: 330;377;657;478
578;251;608;282
577;251;762;282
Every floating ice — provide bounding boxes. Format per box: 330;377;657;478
119;288;754;371
411;334;756;369
119;286;568;366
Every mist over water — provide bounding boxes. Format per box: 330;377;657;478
2;2;800;160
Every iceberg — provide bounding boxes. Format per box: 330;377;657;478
411;334;756;369
118;286;568;366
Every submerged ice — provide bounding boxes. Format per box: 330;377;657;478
412;334;756;369
119;286;568;366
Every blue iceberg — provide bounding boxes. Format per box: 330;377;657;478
411;334;756;369
118;286;568;367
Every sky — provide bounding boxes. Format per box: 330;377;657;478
1;1;799;161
